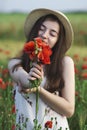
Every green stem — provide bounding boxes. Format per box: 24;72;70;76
35;86;39;120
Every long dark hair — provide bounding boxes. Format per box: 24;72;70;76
17;14;67;93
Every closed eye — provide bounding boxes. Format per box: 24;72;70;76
50;30;58;37
39;25;45;31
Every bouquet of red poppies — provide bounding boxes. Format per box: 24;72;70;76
24;37;52;64
23;37;52;129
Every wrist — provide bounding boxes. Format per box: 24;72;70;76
38;86;43;93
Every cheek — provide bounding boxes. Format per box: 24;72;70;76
50;38;58;48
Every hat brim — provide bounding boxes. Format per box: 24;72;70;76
24;8;74;51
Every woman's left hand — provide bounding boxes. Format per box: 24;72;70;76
18;81;40;93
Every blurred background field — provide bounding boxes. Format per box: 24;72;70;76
0;12;87;130
0;12;87;63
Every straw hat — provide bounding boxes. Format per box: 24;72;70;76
24;8;74;50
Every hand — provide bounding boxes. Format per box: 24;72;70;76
18;83;40;94
18;62;43;93
28;62;44;81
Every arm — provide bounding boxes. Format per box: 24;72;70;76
8;59;43;88
39;56;75;117
8;59;30;88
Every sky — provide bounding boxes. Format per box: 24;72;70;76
0;0;87;13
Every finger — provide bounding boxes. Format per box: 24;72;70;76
28;72;36;80
20;86;40;94
32;62;42;71
31;67;42;77
31;72;41;79
20;88;31;93
22;88;36;93
29;69;41;79
28;75;36;80
23;88;31;93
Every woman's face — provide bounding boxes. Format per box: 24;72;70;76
38;19;60;48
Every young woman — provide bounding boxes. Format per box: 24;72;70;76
8;8;75;130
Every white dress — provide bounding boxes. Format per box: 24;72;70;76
14;78;70;130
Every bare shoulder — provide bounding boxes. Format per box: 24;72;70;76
62;56;74;67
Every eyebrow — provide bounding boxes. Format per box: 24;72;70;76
41;24;59;35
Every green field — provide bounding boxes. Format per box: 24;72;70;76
0;12;87;62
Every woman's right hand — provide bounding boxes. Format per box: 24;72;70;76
18;62;44;93
28;62;44;81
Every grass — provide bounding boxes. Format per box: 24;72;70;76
0;40;23;59
67;45;87;58
0;13;26;27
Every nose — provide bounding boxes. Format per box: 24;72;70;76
41;30;49;39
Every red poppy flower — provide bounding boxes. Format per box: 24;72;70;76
83;57;87;61
37;45;52;64
24;41;35;53
45;121;53;128
4;50;10;55
24;41;36;60
75;68;79;74
75;91;81;101
35;37;43;46
73;54;80;62
24;37;52;64
75;91;79;96
0;78;3;84
11;124;16;130
81;72;87;79
12;104;16;113
74;65;79;74
81;64;87;70
0;48;3;52
0;82;7;89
